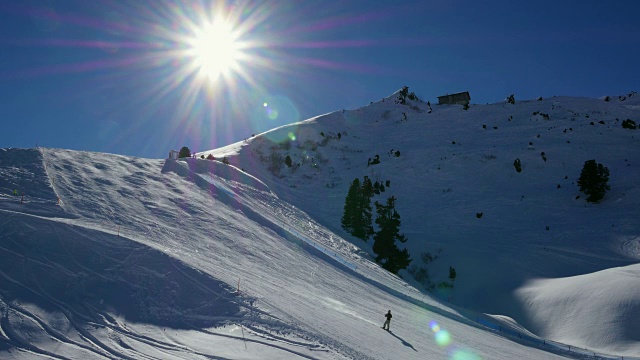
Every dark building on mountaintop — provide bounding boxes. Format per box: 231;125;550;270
437;91;471;106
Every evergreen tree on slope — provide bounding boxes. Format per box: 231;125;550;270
373;196;411;274
577;159;610;203
341;178;361;233
353;176;374;240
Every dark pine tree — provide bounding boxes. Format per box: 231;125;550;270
352;177;374;240
341;178;361;234
577;159;610;202
372;196;411;274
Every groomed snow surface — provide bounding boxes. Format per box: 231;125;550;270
1;91;639;359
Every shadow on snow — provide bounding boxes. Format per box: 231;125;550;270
0;211;242;330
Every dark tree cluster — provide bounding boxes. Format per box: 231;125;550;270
341;177;374;241
373;180;386;194
342;178;411;274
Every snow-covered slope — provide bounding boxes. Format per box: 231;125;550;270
201;91;640;357
1;147;573;359
0;90;639;359
517;264;640;354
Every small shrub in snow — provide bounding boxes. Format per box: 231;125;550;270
513;158;522;172
506;94;515;104
622;119;637;129
476;212;483;219
408;250;442;291
285;155;293;168
178;146;191;158
368;155;380;166
449;266;457;283
408;266;429;283
266;151;284;174
206;154;215;160
222;156;230;164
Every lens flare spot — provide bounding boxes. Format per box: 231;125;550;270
429;321;440;332
451;349;482;360
435;330;451;346
268;109;279;120
288;132;296;141
263;102;268;107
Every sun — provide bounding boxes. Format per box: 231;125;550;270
187;19;240;80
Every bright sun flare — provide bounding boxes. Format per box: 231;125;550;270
188;20;240;80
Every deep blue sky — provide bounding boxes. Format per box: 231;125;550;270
1;0;638;158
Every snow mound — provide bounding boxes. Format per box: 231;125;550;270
516;264;640;357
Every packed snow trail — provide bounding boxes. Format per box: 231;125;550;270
0;147;577;359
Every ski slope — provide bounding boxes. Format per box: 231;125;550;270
0;147;565;360
1;90;639;359
200;91;640;357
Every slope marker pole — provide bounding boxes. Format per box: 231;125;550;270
241;324;247;350
236;278;247;350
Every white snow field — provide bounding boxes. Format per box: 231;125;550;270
1;90;639;359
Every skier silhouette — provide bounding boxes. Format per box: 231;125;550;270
382;310;392;330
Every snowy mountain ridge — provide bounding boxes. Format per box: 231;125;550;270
0;90;639;359
201;90;640;355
